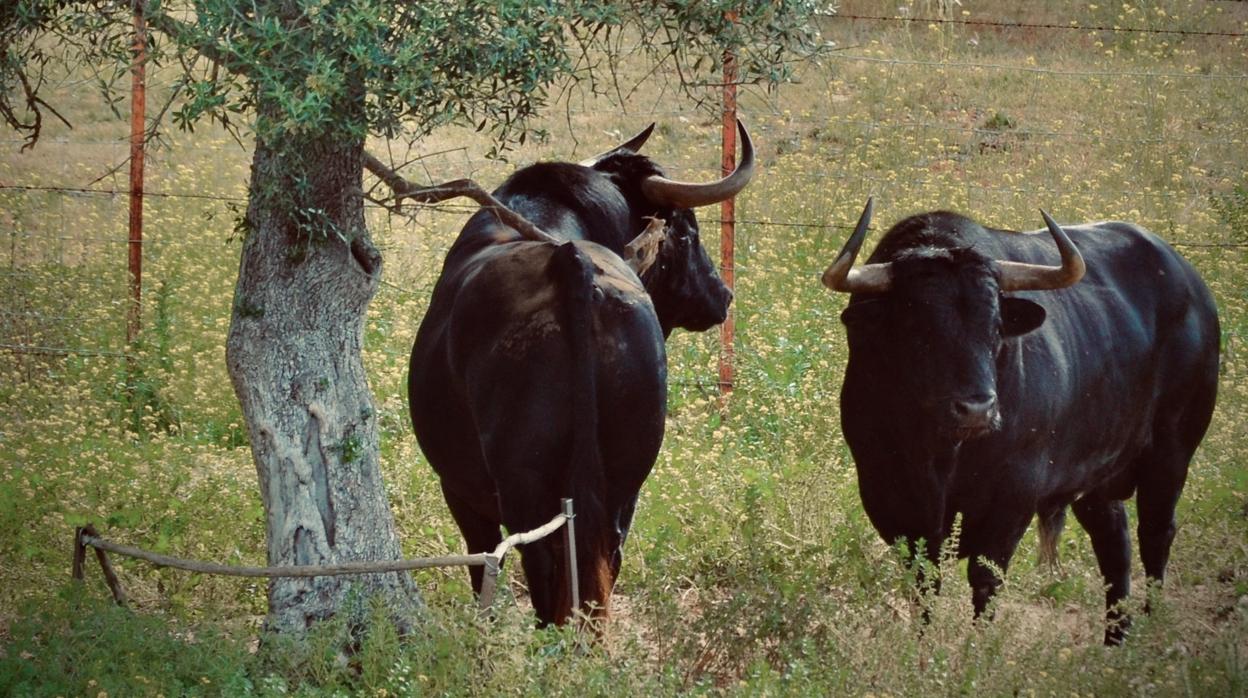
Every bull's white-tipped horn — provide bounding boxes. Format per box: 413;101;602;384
639;118;755;209
579;123;656;167
822;197;893;293
996;210;1087;292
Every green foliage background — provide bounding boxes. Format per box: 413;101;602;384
2;1;1247;695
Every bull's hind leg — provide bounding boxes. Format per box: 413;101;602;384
1135;355;1215;613
442;484;503;596
1070;494;1132;645
465;347;591;627
480;432;574;626
498;483;568;626
1135;307;1218;612
1134;435;1195;612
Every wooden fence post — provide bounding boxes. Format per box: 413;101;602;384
479;553;501;611
562;498;579;619
71;524;129;606
71;526;87;582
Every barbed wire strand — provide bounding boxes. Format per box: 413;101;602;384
827;12;1248;39
4;14;1246;362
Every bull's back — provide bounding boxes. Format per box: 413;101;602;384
1002;221;1217;391
977;222;1218;495
417;242;668;498
444;242;664;380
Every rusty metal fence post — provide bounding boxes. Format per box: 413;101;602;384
126;0;146;346
719;15;739;396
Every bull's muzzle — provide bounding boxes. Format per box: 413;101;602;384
950;393;1001;440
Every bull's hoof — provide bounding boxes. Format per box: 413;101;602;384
1104;614;1131;646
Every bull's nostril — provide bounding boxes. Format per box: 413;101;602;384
953;393;998;420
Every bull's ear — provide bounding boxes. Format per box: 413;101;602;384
1000;297;1046;336
840;299;885;327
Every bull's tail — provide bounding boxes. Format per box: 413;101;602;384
551;242;613;623
1036;505;1067;568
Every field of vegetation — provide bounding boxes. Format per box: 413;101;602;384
2;1;1246;695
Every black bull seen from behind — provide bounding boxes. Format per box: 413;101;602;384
409;123;753;625
823;199;1220;644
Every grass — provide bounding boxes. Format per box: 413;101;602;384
3;1;1248;694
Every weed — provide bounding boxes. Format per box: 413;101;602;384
2;2;1248;695
336;433;363;464
110;278;182;437
981;110;1016;132
1211;182;1248;243
0;587;252;697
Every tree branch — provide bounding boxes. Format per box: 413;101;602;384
361;151;555;243
143;8;249;80
2;62;73;150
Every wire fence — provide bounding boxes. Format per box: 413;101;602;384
2;8;1246;386
829;12;1248;38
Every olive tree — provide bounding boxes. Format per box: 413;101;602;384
2;0;823;633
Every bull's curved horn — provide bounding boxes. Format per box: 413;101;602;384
639;118;755;209
578;123;656;167
996;210;1086;292
822;198;893;293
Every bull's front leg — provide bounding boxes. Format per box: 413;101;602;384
962;512;1031;621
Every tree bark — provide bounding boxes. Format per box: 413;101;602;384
226;131;420;633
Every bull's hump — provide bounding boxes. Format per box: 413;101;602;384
505;195;585;241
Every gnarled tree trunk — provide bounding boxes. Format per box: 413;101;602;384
226;132;420;633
